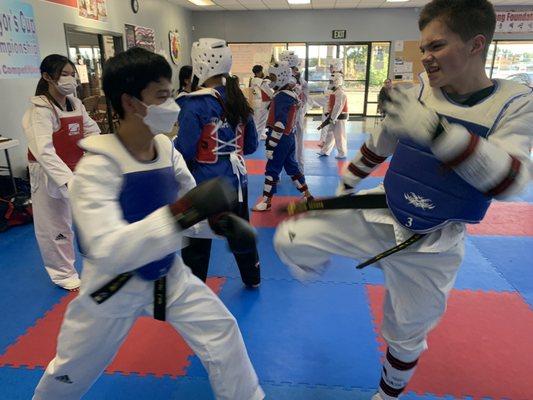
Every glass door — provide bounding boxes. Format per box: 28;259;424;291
487;40;533;82
65;25;123;133
288;43;307;83
307;44;337;115
305;42;388;117
366;42;391;116
339;44;369;116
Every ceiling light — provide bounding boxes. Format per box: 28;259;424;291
188;0;215;5
288;0;311;4
386;0;410;2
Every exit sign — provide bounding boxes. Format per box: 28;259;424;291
332;30;346;39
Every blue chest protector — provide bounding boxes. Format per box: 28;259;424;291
81;134;179;280
175;86;258;195
384;75;530;233
120;167;178;280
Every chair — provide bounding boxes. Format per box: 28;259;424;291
82;95;100;115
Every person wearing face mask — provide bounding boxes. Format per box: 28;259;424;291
175;38;261;288
32;47;264;400
317;72;349;158
22;54;100;291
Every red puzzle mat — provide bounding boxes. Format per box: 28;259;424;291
466;202;533;236
245;159;267;175
0;278;226;377
250;196;300;228
367;284;533;399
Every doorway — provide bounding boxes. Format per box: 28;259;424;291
64;24;123;133
307;42;390;117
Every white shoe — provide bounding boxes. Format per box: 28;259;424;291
55;276;81;291
371;393;384;400
252;199;271;212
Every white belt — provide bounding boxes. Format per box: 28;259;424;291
229;152;247;202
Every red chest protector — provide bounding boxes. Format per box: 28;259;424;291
261;88;271;102
328;92;348;114
266;91;299;135
28;105;84;171
196;92;245;164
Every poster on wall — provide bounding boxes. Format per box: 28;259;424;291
134;25;155;52
168;30;180;65
229;43;273;75
496;11;533;33
125;24;136;49
77;0;107;22
0;1;41;79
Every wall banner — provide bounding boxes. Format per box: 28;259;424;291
496;11;533;33
0;1;41;79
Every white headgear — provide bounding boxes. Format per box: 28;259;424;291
329;59;344;74
328;72;344;89
191;38;232;86
268;61;292;90
280;50;300;68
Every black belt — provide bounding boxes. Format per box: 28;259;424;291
153;277;166;321
355;233;425;269
90;273;167;321
287;194;425;268
338;114;348;120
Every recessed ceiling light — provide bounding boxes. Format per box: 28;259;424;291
288;0;311;4
188;0;215;6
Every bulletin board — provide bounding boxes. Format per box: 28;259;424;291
229;43;273;74
392;40;424;83
228;43;275;87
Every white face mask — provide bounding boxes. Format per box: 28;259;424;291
56;76;78;95
137;98;180;135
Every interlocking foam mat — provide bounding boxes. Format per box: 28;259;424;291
1;119;531;399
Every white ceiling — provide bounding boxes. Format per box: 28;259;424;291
171;0;533;11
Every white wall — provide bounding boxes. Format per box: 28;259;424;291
191;7;533;43
191;8;422;43
190;7;531;91
0;0;192;176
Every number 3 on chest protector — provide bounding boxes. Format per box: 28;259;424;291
405;217;413;227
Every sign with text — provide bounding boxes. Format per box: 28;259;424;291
0;1;41;79
496;11;533;33
332;30;346;40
